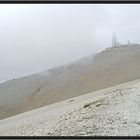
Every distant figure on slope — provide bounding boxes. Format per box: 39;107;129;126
37;88;40;92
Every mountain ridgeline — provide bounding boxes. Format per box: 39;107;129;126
0;44;140;120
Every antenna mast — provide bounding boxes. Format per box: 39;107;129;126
112;33;117;47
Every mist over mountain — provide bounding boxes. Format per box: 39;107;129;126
0;44;140;120
1;4;140;83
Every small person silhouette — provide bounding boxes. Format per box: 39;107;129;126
37;88;40;92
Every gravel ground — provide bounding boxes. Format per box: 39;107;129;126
0;80;140;136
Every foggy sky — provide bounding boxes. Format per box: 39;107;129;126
0;4;140;82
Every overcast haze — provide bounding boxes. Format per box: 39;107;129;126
0;4;140;82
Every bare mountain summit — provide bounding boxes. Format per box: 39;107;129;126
0;44;140;120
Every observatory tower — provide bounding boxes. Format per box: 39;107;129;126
112;33;117;47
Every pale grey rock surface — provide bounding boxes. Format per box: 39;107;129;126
0;79;140;136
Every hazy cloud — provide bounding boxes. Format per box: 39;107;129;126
0;4;140;82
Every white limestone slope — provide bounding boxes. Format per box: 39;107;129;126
1;79;140;136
